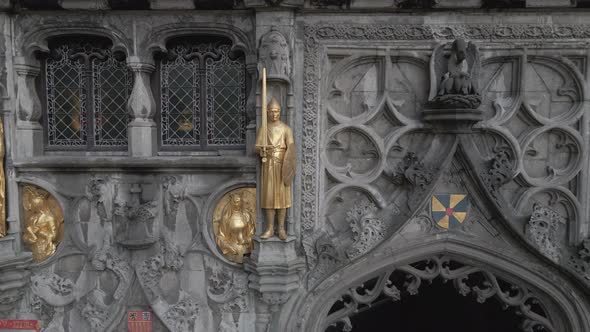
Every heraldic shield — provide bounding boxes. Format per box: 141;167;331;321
431;194;470;229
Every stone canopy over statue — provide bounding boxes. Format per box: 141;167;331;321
427;38;481;110
256;68;295;241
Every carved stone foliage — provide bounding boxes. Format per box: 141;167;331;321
345;198;387;259
0;255;31;316
568;238;590;282
113;183;158;249
324;256;559;332
136;235;205;332
207;261;249;312
258;28;290;82
525;204;564;263
30;248;133;332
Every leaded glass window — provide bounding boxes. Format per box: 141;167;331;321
160;39;246;149
45;39;132;149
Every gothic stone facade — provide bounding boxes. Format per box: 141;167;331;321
0;1;588;331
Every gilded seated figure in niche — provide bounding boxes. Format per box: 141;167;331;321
22;186;64;262
213;188;256;263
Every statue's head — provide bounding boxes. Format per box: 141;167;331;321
452;38;467;62
23;186;50;212
267;97;281;122
229;192;243;208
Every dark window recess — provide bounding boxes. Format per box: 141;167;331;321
482;0;526;8
395;0;437;8
44;38;132;150
18;0;61;9
158;37;246;150
109;0;150;9
193;0;237;9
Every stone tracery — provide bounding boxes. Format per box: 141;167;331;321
323;256;559;332
0;5;587;332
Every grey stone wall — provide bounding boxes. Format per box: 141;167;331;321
0;3;587;332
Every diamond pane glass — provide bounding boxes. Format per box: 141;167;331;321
46;41;130;150
160;41;246;149
46;45;87;147
161;50;200;146
206;46;246;146
93;54;132;147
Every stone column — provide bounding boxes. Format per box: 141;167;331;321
127;56;157;157
14;56;43;158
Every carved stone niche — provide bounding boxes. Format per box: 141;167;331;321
113;183;159;249
259;28;291;84
422;39;483;128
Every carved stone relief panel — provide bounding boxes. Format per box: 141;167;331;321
304;24;590;293
21;185;64;262
477;51;585;249
315;51;439;285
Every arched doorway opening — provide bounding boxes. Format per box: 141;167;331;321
326;277;523;332
322;256;558;332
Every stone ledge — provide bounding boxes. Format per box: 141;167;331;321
12;156;257;170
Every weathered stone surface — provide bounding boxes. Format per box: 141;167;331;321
149;0;195;9
0;7;588;332
59;0;110;10
434;0;482;7
526;0;575;7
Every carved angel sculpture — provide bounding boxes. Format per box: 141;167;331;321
428;38;481;109
22;186;64;262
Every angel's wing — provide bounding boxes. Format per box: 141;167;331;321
429;43;449;100
466;42;481;94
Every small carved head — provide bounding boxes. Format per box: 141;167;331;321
88;176;108;200
267;97;281;122
229;192;243;208
23;186;50;212
452;38;467;62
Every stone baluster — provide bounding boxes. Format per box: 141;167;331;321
127;56;157;157
14;56;43;158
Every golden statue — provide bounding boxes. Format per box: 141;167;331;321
0;116;5;237
213;188;256;263
256;68;295;240
21;185;64;262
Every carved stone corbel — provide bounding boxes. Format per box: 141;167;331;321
14;56;43;158
126;56;157;157
244;237;305;330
